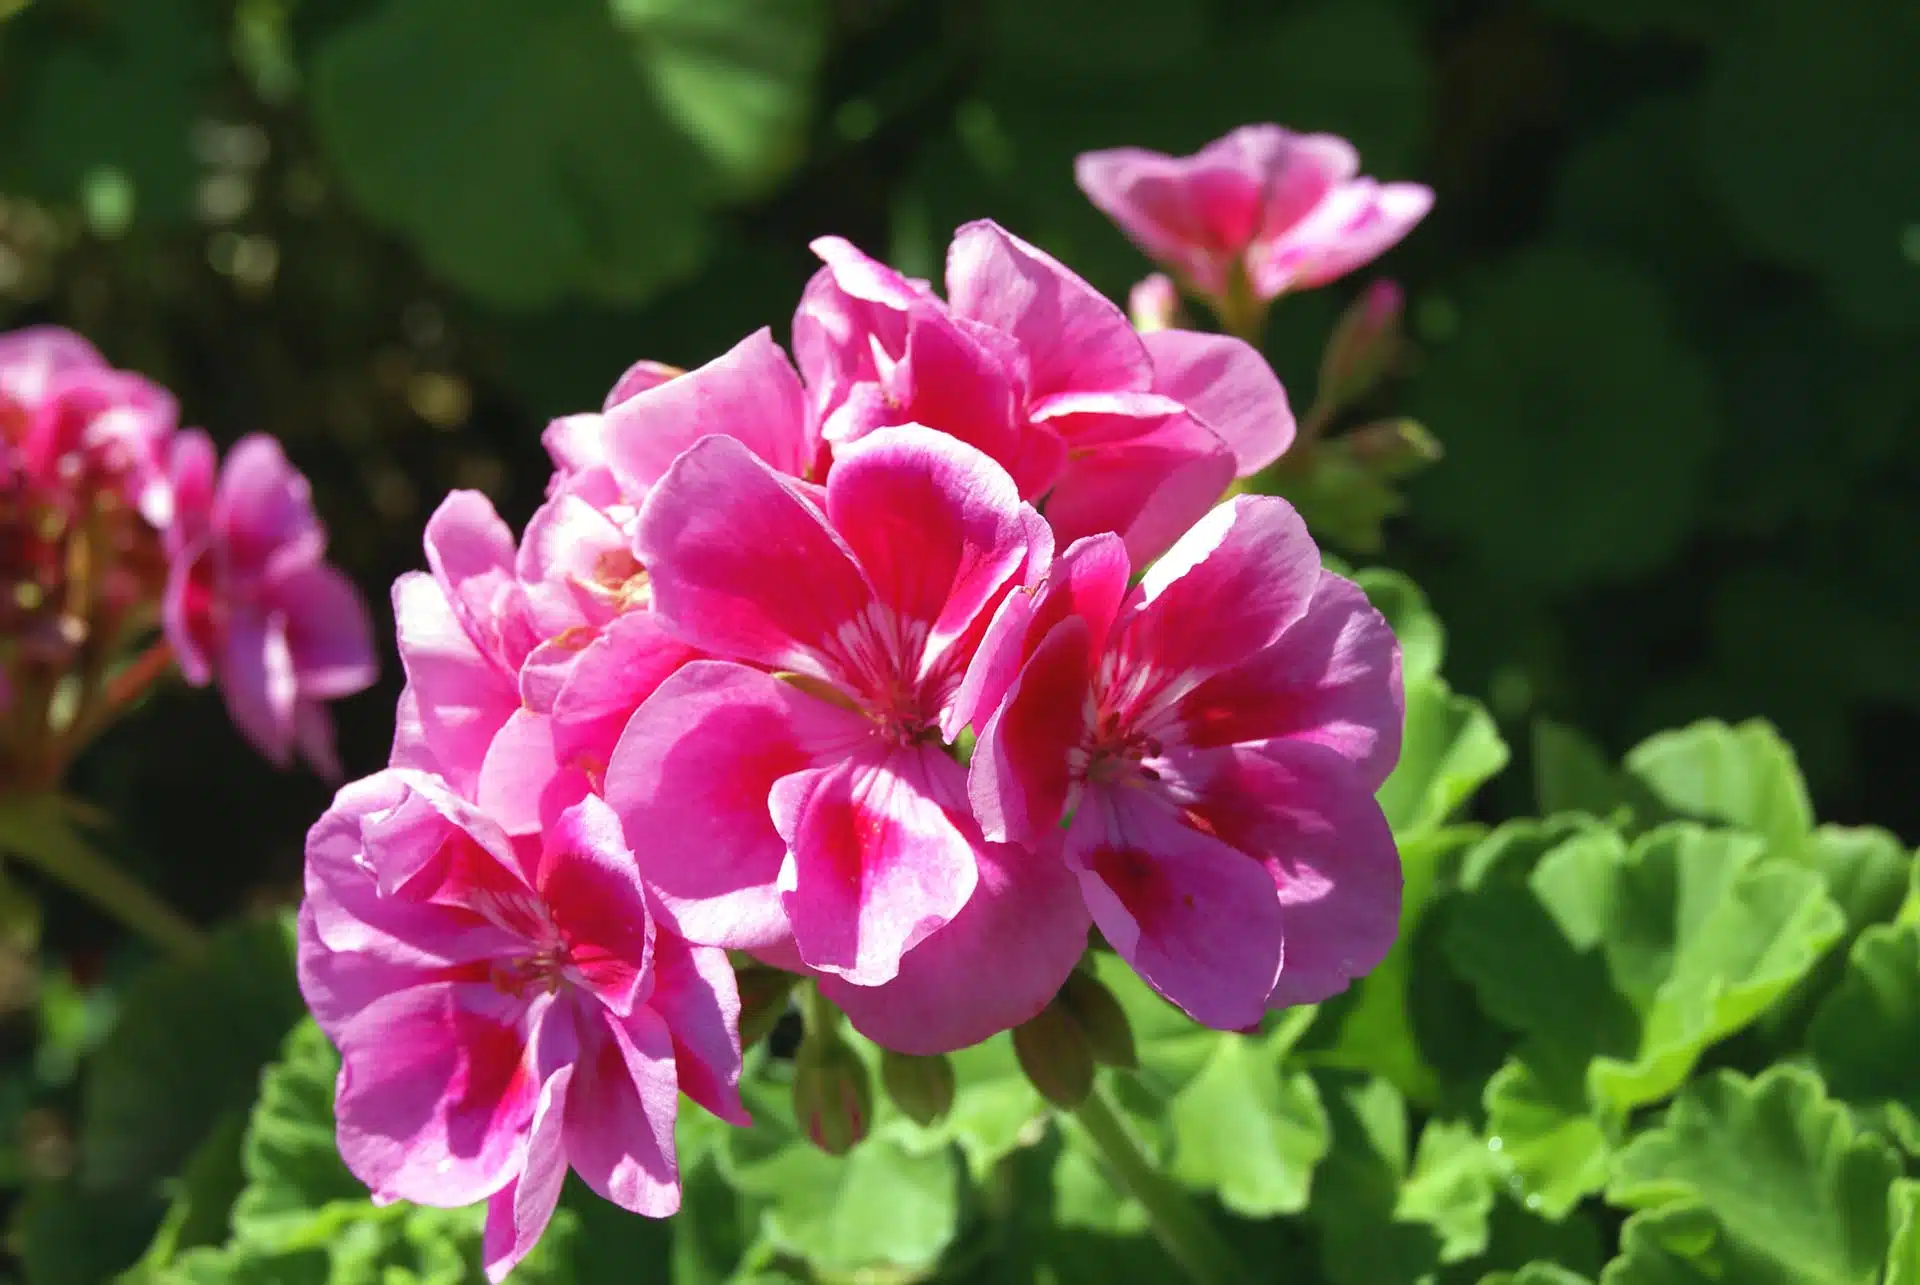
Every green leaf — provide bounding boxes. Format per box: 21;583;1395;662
1354;567;1446;684
1395;1120;1498;1263
1377;676;1510;838
82;916;305;1190
308;0;825;309
1700;0;1920;336
1888;1180;1920;1285
991;0;1208;74
1448;824;1844;1210
229;1020;366;1249
129;1113;250;1272
1803;825;1913;935
1166;1035;1329;1217
1306;1072;1445;1285
1808;921;1920;1151
1408;247;1720;589
17;1177;165;1285
723;1069;961;1275
1531;720;1636;824
1606;1067;1901;1285
1623;718;1813;859
1483;1267;1594;1285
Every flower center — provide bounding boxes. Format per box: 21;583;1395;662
489;942;572;999
1077;711;1162;787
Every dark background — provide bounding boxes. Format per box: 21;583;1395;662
3;0;1916;953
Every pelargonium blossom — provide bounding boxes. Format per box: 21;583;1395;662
793;219;1293;562
299;771;744;1281
969;495;1403;1029
1075;125;1432;307
604;426;1090;1050
164;432;375;777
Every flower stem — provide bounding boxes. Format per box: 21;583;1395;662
1065;1085;1246;1285
0;794;204;957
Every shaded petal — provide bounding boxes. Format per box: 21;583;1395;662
1065;787;1283;1031
604;359;683;409
334;982;543;1209
824;836;1089;1054
537;793;655;1017
563;1006;681;1219
219;606;299;766
969;617;1092;847
293;700;344;782
515;489;631;638
1170;742;1401;1008
549;611;697;777
824;425;1036;671
810;235;925;310
603;328;816;497
772;746;980;986
1252;179;1433;297
276;562;378;700
422;491;524;664
1175;572;1403;786
603;661;866;949
946;220;1150;397
1042;414;1237;566
392;570;520;797
1142;329;1295;475
1113;494;1322;704
887;307;1027;473
648;934;749;1125
212;434;324;575
637;434;872;681
477;709;557;837
481;1059;574;1283
951;532;1129;738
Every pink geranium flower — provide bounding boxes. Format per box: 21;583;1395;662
969;495;1404;1029
163;432;375;777
299;771;744;1281
792;220;1292;562
603;425;1090;1047
1075;125;1432;305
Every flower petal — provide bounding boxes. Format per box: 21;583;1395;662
946;220;1151;397
212;434;325;575
276;562;378;700
1142;330;1295;475
772;746;980;987
549;611;697;778
970;617;1092;847
537;793;656;1016
481;1058;574;1283
823;836;1089;1054
562;1006;682;1218
604;661;866;949
1170;742;1401;1008
603;328;816;496
219;606;299;766
637;434;873;681
1065;787;1283;1031
648;933;749;1125
1042;414;1238;566
1175;571;1403;786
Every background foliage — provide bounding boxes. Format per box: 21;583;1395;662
0;0;1916;1280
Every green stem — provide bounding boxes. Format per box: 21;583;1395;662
1;796;204;957
1065;1086;1246;1285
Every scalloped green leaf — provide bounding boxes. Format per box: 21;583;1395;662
1803;825;1913;935
1889;1180;1920;1285
82;916;305;1190
1408;248;1720;589
1809;921;1920;1151
1623;718;1813;859
1606;1067;1900;1285
1396;1119;1499;1263
1377;676;1510;838
722;1069;961;1275
1166;1034;1329;1217
307;0;824;309
1448;824;1844;1211
229;1020;365;1249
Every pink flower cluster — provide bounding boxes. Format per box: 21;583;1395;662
0;327;373;785
300;214;1406;1273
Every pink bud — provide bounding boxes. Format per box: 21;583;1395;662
1128;273;1181;333
1317;279;1404;415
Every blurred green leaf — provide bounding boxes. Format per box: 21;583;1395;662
1889;1180;1920;1285
1530;720;1629;823
1409;248;1720;590
1167;1035;1328;1217
1606;1066;1900;1285
1701;0;1920;335
308;0;825;309
1481;1051;1608;1222
1306;1072;1445;1285
82;916;304;1191
1354;567;1446;684
1377;676;1510;838
17;1176;166;1285
1482;1267;1593;1285
1808;920;1920;1151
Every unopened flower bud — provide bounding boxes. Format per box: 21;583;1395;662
1342;417;1441;480
880;1049;956;1126
1316;279;1404;415
736;967;801;1051
793;1033;872;1156
1128;273;1182;333
1012;997;1096;1108
1058;970;1137;1070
